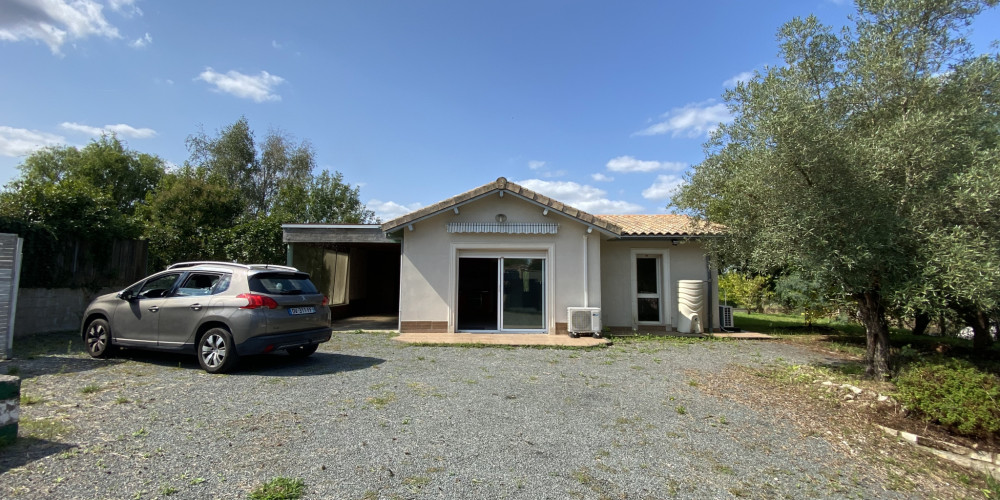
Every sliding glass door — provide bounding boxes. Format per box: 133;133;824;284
457;256;545;332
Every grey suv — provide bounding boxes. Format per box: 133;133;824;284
81;261;332;373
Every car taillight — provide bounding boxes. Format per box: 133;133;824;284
322;296;329;306
237;293;279;309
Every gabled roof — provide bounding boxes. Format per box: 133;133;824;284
596;214;725;237
380;177;623;236
380;177;725;238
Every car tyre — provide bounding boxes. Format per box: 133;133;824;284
286;343;319;359
198;328;239;374
84;318;115;358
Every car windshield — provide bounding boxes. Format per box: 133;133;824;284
249;272;319;295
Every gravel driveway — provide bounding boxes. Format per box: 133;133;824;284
1;332;904;499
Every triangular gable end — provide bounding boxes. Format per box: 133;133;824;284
380;177;623;237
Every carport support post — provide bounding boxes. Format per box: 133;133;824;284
286;244;294;267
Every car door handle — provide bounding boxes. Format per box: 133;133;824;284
147;306;159;312
190;303;202;311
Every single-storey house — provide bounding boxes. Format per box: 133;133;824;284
282;177;724;335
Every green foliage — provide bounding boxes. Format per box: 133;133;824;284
214;215;286;264
138;167;243;270
673;0;1000;377
276;169;377;224
895;358;1000;439
249;477;306;500
718;271;770;313
0;135;165;287
773;271;836;326
145;117;375;267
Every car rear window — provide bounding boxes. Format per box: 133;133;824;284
249;272;319;295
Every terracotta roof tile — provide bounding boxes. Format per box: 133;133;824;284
595;214;725;237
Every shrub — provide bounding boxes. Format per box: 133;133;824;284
895;358;1000;439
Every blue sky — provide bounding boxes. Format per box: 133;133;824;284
1;1;998;221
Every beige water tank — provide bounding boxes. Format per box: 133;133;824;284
677;280;706;334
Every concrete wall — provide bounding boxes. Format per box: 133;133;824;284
600;240;720;331
397;193;604;333
14;287;117;336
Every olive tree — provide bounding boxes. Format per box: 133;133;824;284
674;0;1000;378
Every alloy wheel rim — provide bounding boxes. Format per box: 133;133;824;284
87;324;107;354
201;334;226;367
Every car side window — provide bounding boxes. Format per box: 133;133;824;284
176;273;230;296
137;273;181;299
212;274;232;294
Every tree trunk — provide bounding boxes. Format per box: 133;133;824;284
912;311;930;336
958;308;994;351
856;290;891;379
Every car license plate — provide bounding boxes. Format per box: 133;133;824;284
287;306;316;315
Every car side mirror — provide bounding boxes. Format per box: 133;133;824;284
118;290;136;301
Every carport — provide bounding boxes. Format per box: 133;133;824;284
282;224;400;322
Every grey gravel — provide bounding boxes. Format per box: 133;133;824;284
1;333;905;499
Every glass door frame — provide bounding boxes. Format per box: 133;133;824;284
452;247;551;334
630;248;671;327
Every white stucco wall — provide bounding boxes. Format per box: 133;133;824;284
600;240;720;330
396;193;605;333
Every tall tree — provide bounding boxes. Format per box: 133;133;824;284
674;0;1000;378
275;169;377;224
137;167;244;269
4;135;163;219
186;118;318;218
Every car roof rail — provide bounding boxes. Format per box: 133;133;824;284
246;264;300;272
166;261;300;272
167;261;251;270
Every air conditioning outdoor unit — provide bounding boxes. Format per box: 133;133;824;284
567;307;602;338
719;305;734;329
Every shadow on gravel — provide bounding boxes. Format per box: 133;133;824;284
233;352;385;376
104;350;384;376
0;438;77;474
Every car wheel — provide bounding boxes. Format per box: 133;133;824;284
84;319;115;358
198;328;239;373
286;343;319;359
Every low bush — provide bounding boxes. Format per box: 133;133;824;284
894;357;1000;439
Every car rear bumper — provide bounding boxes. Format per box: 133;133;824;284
237;327;332;355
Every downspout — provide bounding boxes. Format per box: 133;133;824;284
397;233;404;333
705;254;714;333
582;234;589;307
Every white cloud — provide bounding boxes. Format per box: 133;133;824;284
606;155;687;173
591;173;613;182
108;0;142;16
516;179;643;214
196;67;285;103
60;121;156;138
634;100;732;138
129;31;150;48
0;126;65;157
723;71;754;88
368;199;423;222
642;174;686;201
272;40;282;49
0;0;121;55
528;160;546;170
